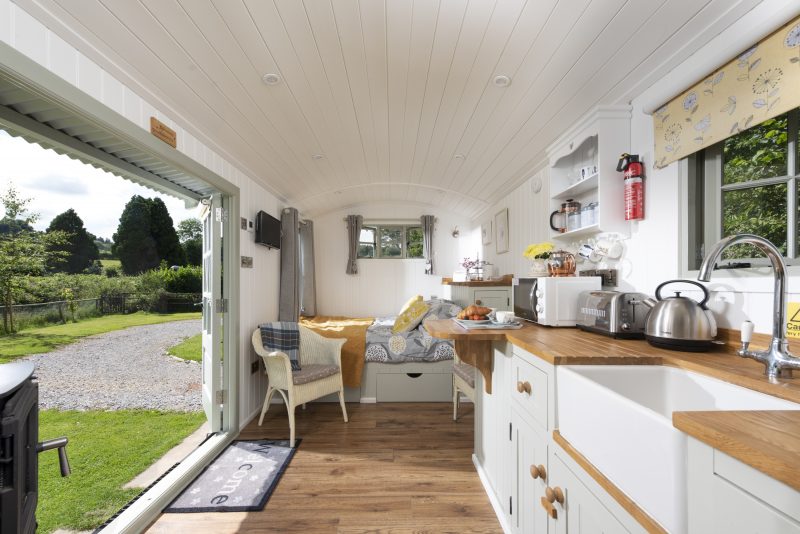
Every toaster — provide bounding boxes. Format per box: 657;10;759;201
576;291;650;339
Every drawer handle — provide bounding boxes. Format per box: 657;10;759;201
545;486;565;505
406;373;422;378
529;464;547;481
516;381;531;394
475;299;482;305
540;496;557;519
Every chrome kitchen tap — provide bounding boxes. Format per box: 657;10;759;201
698;234;800;380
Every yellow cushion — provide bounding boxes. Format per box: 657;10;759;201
398;294;422;316
392;299;430;334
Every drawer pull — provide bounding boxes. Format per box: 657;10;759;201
406;373;422;378
516;381;532;394
545;486;565;505
529;464;547;481
475;299;482;305
540;496;557;519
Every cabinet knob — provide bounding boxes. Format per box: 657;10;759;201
545;486;565;505
516;381;532;394
529;464;547;481
540;496;558;519
475;299;482;305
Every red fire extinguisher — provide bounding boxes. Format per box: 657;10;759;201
617;153;644;221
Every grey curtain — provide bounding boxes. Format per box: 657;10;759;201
346;214;363;275
279;207;300;322
298;220;316;317
422;215;435;275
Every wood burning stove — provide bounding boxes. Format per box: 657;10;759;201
0;362;70;534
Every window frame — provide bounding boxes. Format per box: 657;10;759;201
357;224;424;259
682;109;799;274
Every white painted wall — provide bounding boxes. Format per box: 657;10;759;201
471;3;800;336
0;0;279;428
313;203;473;317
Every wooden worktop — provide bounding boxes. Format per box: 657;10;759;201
673;410;800;492
424;318;800;404
441;274;513;286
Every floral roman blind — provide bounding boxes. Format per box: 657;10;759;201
653;16;800;169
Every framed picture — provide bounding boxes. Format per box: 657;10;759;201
495;208;509;254
481;220;492;245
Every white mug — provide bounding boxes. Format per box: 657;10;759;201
495;311;515;323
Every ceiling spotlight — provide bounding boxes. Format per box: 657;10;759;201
261;73;281;85
454;153;465;161
311;154;325;160
493;75;511;87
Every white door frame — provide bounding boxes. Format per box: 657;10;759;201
0;42;241;532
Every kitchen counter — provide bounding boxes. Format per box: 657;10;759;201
673;410;800;493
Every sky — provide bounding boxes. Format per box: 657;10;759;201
0;129;198;240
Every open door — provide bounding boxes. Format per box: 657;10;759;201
201;195;223;432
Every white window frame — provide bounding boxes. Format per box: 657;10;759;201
681;109;800;281
357;224;424;259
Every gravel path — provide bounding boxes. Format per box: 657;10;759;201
25;319;202;412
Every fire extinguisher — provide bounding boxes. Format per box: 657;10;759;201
617;153;644;221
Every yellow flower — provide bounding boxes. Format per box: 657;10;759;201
523;242;554;259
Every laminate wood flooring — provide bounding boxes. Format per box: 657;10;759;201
146;402;501;534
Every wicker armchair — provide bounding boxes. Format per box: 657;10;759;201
251;326;349;446
452;352;476;421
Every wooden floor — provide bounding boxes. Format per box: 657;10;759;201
146;402;501;534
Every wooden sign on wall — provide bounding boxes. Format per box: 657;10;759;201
150;117;176;148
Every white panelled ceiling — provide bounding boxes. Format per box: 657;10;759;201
21;0;766;218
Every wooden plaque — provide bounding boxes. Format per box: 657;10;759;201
150;117;176;148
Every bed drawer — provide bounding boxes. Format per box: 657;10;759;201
376;372;452;402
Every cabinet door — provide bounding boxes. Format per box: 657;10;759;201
513;410;549;534
548;453;630;534
474;289;511;311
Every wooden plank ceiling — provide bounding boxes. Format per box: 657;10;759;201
25;0;761;218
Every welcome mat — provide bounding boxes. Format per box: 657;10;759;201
164;439;299;513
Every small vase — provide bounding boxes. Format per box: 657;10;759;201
529;259;549;277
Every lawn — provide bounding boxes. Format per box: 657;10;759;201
99;258;121;269
168;333;202;362
38;410;205;534
0;311;201;363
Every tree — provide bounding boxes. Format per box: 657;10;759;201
45;208;99;273
0;185;66;332
148;197;185;267
177;218;202;266
112;195;159;275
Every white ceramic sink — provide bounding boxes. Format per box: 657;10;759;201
556;365;799;534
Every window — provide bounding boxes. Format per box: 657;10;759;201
357;225;424;259
685;108;799;270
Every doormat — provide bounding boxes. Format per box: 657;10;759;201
164;439;299;513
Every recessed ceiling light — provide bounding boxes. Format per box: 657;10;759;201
261;73;281;85
311;154;325;160
493;75;511;87
454;153;465;160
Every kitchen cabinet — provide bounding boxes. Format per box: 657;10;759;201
687;437;800;534
512;408;549;534
442;283;512;311
546;106;631;241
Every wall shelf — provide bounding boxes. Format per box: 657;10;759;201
552;224;600;240
552;174;598;200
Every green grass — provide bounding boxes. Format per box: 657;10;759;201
0;311;201;363
38;410;205;534
99;259;121;269
168;333;202;362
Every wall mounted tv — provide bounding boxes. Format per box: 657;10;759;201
255;211;281;249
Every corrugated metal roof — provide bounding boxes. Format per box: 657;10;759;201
0;74;213;205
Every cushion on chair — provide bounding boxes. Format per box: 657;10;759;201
453;362;476;389
292;364;340;385
260;322;301;371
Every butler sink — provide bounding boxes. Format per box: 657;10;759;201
556;365;799;534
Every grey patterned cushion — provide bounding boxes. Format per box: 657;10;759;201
291;364;340;385
453;362;476;388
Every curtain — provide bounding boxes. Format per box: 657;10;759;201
653;15;800;169
279;207;299;322
421;215;435;275
298;220;316;317
346;214;363;275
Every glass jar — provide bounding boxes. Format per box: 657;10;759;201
564;198;581;232
581;205;592;227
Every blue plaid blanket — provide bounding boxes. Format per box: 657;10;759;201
259;322;301;371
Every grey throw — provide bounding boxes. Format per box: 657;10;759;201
299;220;316;317
279;207;300;322
422;214;435;275
346;214;363;275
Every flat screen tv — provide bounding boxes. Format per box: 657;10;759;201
255;210;281;249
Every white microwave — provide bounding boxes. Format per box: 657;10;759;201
513;277;601;327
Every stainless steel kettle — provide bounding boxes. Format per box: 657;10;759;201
642;280;717;352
